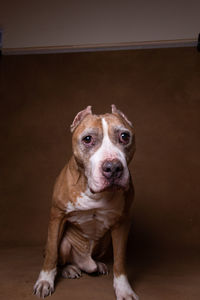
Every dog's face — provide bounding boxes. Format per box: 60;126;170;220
71;105;135;193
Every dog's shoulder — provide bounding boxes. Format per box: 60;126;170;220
52;156;87;210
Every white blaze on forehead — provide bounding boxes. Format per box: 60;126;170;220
86;117;128;192
102;118;112;147
99;117;126;163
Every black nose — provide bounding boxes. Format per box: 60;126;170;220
102;159;123;180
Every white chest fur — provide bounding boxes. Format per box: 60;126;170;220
66;189;125;240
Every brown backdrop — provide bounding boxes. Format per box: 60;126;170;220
0;47;200;299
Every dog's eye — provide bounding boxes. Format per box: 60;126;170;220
82;135;93;145
119;132;130;144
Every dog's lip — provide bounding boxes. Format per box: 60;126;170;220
89;182;127;194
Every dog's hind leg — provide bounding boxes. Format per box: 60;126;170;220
70;239;109;275
59;233;72;265
60;233;96;277
60;227;108;276
59;231;82;279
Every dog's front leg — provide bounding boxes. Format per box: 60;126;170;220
112;220;139;300
34;205;65;298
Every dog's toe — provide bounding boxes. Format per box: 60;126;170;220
96;262;109;275
33;280;54;298
62;264;82;279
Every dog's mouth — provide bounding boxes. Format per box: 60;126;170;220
89;180;128;194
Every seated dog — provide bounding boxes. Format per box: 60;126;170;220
33;105;138;300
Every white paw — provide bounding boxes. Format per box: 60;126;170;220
33;269;56;298
33;280;54;298
114;274;139;300
96;262;109;275
62;265;82;279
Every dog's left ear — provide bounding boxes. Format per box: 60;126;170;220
71;106;92;132
111;104;133;128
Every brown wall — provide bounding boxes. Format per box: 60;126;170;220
0;47;200;253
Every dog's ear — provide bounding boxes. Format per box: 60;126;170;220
111;104;133;128
71;106;92;132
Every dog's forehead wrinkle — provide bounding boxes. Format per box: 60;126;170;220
102;114;129;130
81;113;127;133
114;125;130;131
75;114;102;132
80;127;100;137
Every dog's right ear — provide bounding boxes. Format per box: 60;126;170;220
70;106;92;132
111;104;133;128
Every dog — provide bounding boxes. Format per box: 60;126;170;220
33;105;138;300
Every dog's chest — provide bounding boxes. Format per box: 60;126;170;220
66;191;124;240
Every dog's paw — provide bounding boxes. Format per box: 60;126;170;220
62;264;82;279
33;269;56;298
96;262;109;275
33;280;54;298
114;274;139;300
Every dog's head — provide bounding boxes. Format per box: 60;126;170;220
71;105;135;193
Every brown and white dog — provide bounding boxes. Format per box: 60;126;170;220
33;105;138;300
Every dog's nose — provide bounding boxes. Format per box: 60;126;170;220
102;159;123;179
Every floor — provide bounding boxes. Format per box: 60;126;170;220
0;246;200;300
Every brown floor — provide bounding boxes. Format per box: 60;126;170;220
0;246;200;300
0;47;200;299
